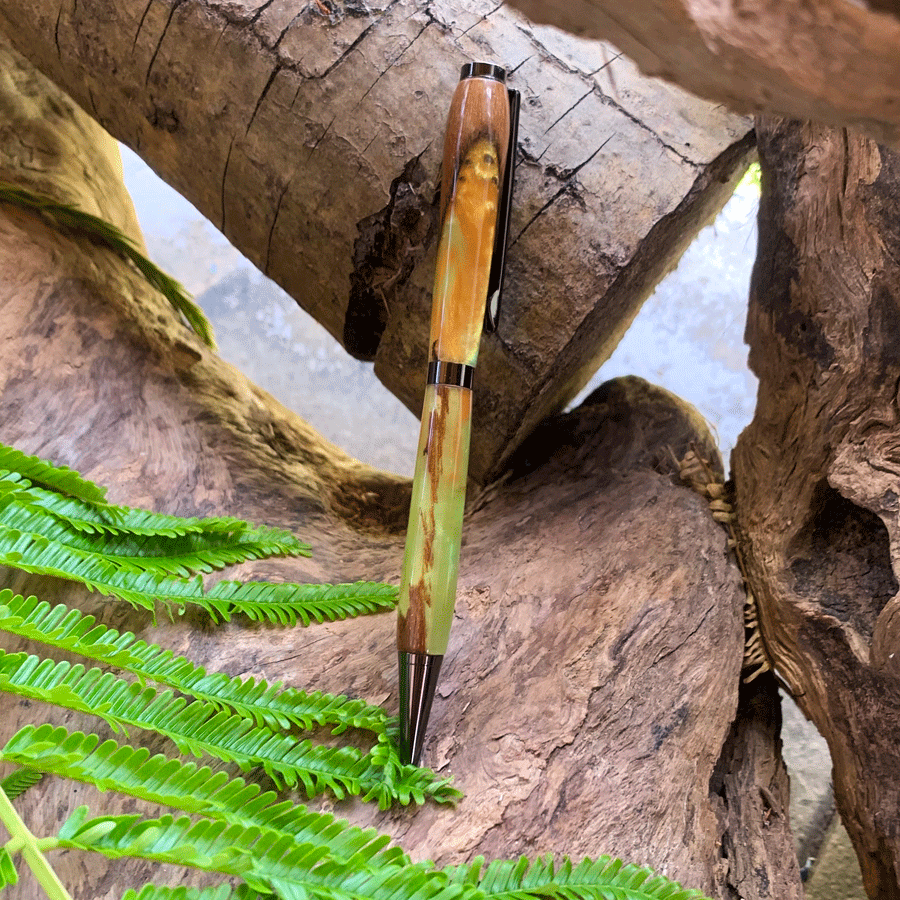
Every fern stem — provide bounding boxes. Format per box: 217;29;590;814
0;786;72;900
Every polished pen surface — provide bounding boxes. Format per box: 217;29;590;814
397;62;515;765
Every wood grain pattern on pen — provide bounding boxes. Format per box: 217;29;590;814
430;75;510;366
397;64;513;764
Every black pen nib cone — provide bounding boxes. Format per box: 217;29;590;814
398;651;443;766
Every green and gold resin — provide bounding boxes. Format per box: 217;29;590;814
397;71;510;660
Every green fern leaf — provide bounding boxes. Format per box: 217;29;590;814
0;528;381;624
0;591;391;733
0;471;307;547
55;807;451;900
0;650;457;806
55;807;315;879
445;855;713;900
263;878;303;900
0;183;215;348
0;443;108;505
0;847;18;889
121;886;249;900
4;730;707;900
0;493;307;572
2;724;411;871
0;766;43;800
0;473;122;538
0;649;369;797
88;527;310;575
0;515;307;583
201;580;397;625
0;526;169;611
0;468;270;540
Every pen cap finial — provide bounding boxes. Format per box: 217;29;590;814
460;62;506;83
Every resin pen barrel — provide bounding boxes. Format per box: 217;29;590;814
397;62;516;765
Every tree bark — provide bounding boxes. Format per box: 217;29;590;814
505;0;900;148
733;119;900;899
0;2;753;483
0;42;802;900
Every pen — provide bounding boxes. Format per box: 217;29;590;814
397;62;520;766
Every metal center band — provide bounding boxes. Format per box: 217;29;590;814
427;360;475;390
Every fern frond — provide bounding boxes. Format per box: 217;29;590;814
0;509;307;582
121;886;249;900
0;651;457;806
0;530;304;618
201;580;397;626
445;855;713;900
2;725;410;872
0;529;380;624
0;527;174;612
3;731;706;900
0;591;391;733
0;443;108;505
0;468;270;540
85;526;309;575
0;183;215;348
0;441;387;626
55;806;450;900
0;506;310;577
0;766;43;800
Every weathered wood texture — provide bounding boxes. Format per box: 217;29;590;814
0;45;803;900
733;119;900;899
0;3;753;483
506;0;900;147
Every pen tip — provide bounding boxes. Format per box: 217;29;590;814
398;651;443;766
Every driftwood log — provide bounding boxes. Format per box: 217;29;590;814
0;39;805;900
505;0;900;148
0;0;753;483
733;119;900;899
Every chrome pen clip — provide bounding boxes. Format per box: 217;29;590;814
484;86;520;333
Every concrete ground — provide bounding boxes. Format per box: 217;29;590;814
121;146;866;898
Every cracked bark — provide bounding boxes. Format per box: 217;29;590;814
0;43;801;900
733;118;900;898
0;0;753;483
505;0;900;147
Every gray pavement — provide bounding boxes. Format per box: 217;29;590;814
120;144;864;897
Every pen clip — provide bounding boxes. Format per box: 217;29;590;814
484;86;520;333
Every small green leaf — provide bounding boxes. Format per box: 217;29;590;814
0;847;18;888
0;766;43;800
0;443;108;505
266;877;308;900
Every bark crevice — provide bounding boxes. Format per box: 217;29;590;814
734;116;900;897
